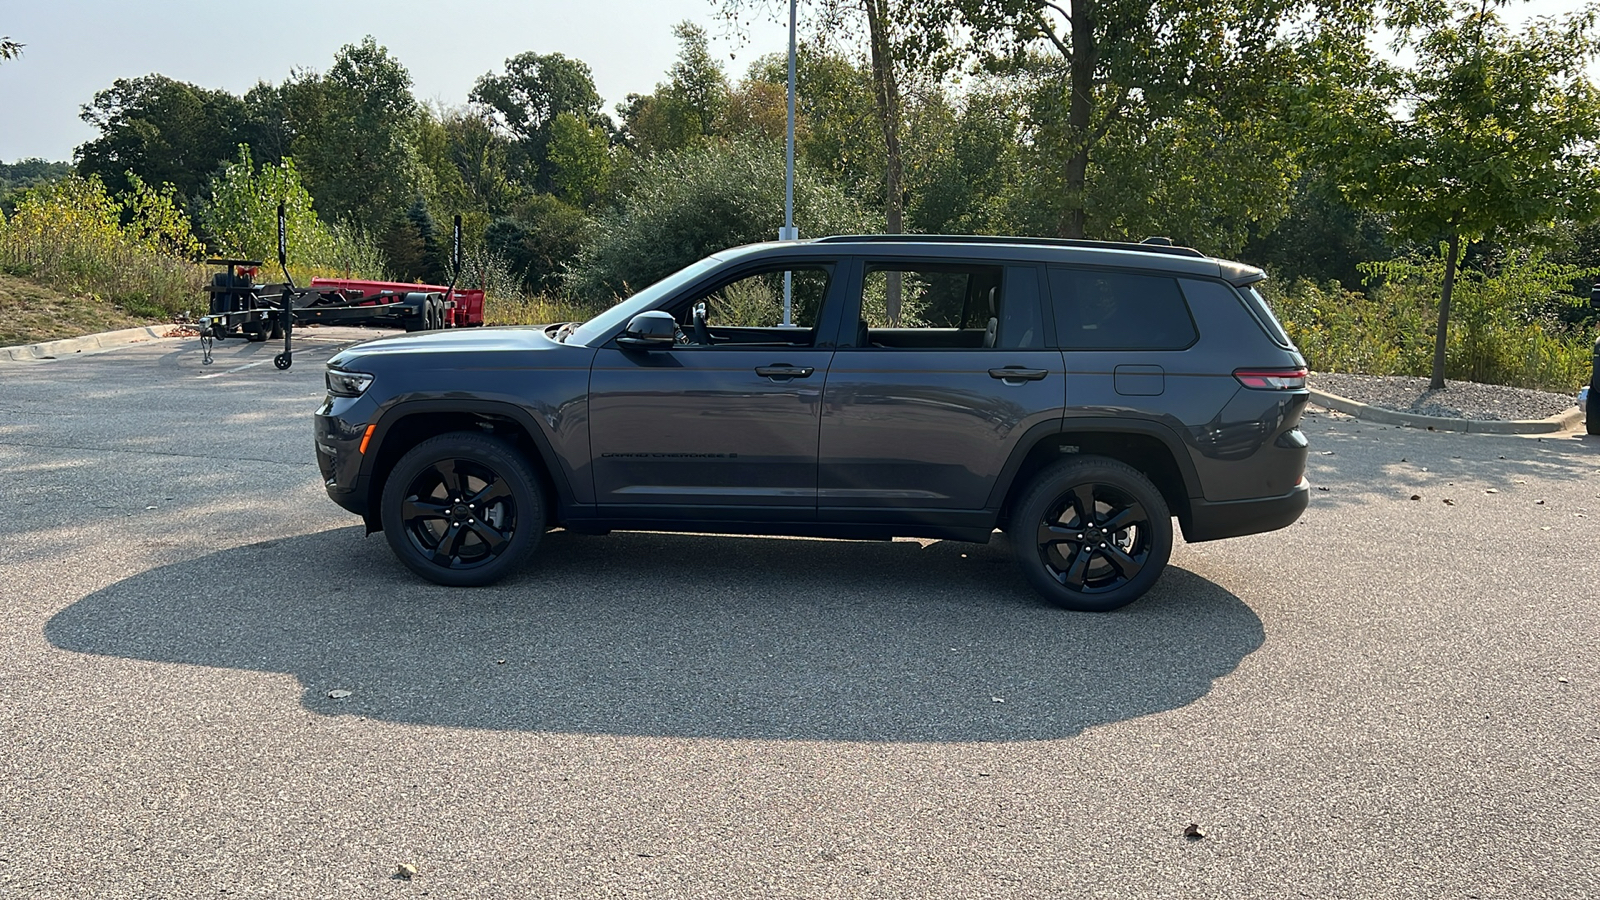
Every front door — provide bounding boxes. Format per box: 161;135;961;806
588;262;842;517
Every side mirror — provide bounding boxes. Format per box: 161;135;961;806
1591;283;1599;309
617;310;679;350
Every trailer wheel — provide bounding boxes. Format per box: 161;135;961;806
379;432;545;586
430;297;445;330
274;353;291;370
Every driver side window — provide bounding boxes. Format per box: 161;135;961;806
671;265;832;347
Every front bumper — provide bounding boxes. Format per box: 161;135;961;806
314;398;374;517
1180;477;1310;543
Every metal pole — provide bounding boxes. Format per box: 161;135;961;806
781;0;798;325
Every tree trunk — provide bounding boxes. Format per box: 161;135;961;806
1430;232;1461;391
1062;0;1097;239
864;0;905;321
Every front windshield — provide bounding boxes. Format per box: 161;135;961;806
564;256;727;346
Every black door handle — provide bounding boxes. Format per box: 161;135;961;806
756;365;815;380
988;367;1048;382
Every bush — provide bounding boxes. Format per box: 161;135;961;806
1265;252;1598;392
0;173;204;318
565;139;873;303
484;194;590;296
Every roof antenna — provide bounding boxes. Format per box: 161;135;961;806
1141;236;1174;246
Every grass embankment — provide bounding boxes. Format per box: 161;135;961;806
0;273;166;347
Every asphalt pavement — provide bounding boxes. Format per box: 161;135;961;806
1;329;1597;899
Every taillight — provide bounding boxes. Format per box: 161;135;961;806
1234;367;1307;390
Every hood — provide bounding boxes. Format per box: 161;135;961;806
328;325;569;370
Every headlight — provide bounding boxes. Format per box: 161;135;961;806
326;369;374;397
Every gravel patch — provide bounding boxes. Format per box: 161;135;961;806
1309;372;1579;421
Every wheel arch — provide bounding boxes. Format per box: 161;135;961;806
360;400;570;532
991;418;1199;531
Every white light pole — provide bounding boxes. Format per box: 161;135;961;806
781;0;798;325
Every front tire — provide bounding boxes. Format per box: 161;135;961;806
379;432;545;586
1010;456;1172;612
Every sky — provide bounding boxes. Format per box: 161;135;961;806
0;0;1591;164
0;0;797;163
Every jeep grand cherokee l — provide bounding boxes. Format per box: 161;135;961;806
314;236;1310;611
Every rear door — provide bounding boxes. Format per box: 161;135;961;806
818;261;1064;515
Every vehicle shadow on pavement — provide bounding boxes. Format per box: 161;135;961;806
45;527;1263;743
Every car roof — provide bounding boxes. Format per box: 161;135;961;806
714;235;1267;287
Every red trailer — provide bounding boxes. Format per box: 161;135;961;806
307;277;486;330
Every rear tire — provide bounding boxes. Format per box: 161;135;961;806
1009;456;1172;612
379;432;545;586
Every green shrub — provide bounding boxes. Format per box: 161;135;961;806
0;173;204;318
1264;252;1598;392
566;139;873;303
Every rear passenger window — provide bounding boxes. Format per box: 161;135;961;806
853;263;1015;349
1047;268;1198;350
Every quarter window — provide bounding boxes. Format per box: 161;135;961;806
1047;268;1198;350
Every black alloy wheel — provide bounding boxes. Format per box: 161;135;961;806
379;432;545;586
1011;456;1172;611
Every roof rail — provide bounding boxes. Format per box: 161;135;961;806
810;233;1209;259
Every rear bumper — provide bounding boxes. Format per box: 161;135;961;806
1180;478;1309;543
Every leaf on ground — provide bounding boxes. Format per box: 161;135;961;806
394;862;419;880
1442;498;1455;506
1410;494;1422;501
1183;823;1205;840
327;689;352;700
1485;489;1499;494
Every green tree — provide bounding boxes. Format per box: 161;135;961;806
618;22;731;154
470;51;605;188
930;0;1325;242
199;147;385;279
567;140;871;301
546;112;613;207
745;50;882;201
905;87;1021;235
1242;172;1399;290
722;0;939;243
1296;0;1600;388
74;75;253;213
273;37;422;232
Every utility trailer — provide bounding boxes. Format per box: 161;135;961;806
199;209;479;369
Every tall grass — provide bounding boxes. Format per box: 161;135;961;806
0;174;205;319
465;244;605;326
1265;253;1598;392
0;170;391;321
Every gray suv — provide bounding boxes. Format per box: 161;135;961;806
314;236;1311;611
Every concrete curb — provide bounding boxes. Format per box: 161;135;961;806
1308;387;1584;435
0;325;183;362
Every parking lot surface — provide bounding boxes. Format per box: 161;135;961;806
2;329;1597;898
